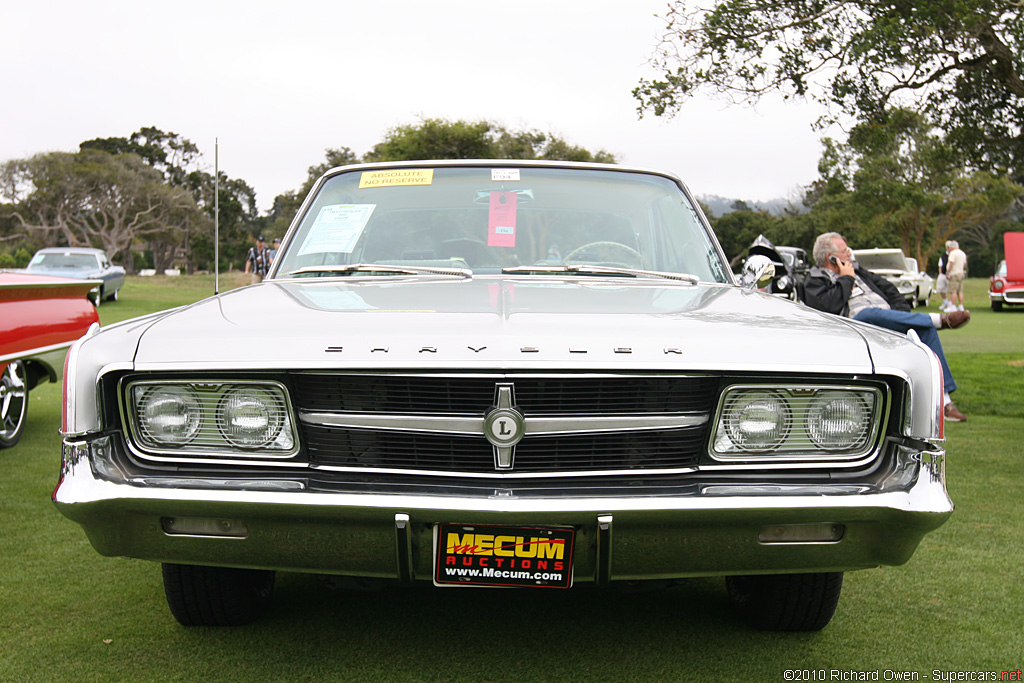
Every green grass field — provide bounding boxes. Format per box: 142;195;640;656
1;277;1022;682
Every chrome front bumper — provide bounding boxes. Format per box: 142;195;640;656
54;437;953;583
990;290;1024;305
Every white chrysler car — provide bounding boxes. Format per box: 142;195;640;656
55;161;952;631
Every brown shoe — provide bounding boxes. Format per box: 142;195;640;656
940;310;970;330
944;403;967;422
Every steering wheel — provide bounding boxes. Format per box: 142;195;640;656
564;241;645;268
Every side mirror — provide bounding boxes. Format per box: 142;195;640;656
739;254;775;289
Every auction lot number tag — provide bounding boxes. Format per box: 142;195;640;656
434;523;575;588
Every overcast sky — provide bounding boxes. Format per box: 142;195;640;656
3;1;832;212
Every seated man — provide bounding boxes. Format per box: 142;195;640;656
804;232;969;422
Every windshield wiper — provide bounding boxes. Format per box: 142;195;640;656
287;263;472;279
502;264;699;284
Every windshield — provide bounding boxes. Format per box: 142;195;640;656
29;252;98;269
273;166;728;282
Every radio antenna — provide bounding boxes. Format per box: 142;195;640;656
214;138;219;295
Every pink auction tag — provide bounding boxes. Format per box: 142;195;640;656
487;191;517;247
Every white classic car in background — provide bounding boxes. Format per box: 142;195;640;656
54;161;952;632
852;248;934;307
25;247;126;305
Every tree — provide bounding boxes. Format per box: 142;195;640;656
185;173;261;273
811;109;1023;267
634;1;1024;174
81;127;201;187
365;119;495;162
302;147;361;190
79;127;253;272
263;147;360;240
1;149;205;270
266;119;617;236
364;117;617;163
709;208;814;266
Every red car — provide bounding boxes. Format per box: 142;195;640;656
990;232;1024;312
0;271;99;448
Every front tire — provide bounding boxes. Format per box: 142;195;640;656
0;361;29;449
992;300;1003;312
726;572;843;631
162;563;276;626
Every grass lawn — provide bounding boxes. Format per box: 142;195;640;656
1;277;1022;682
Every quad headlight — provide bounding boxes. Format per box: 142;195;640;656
219;386;287;447
711;385;882;461
126;380;297;459
136;385;203;445
721;389;791;452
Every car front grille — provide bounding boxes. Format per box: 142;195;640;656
291;373;717;477
292;374;716;415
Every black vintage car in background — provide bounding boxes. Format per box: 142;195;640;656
745;235;810;301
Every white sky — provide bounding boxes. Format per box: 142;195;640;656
2;0;831;212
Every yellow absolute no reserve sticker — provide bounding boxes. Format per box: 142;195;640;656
359;169;434;188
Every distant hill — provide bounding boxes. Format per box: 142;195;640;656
698;194;807;218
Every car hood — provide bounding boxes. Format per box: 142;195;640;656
1006;232;1024;281
131;277;876;372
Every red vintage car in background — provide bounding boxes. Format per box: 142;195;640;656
1;271;99;448
990;232;1024;312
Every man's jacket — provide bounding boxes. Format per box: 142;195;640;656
803;264;910;317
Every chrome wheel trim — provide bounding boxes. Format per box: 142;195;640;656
0;361;29;447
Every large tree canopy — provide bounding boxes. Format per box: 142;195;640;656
364;118;617;164
634;1;1024;173
811;108;1023;267
81;128;261;271
81;126;201;187
0;149;205;265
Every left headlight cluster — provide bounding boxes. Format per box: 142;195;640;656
124;380;298;460
710;384;883;462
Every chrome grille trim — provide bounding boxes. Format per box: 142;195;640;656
302;425;705;478
293;372;716;478
291;372;718;415
298;412;708;435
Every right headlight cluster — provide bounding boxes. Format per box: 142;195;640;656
123;379;298;461
710;384;883;461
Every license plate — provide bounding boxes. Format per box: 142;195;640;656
433;523;575;588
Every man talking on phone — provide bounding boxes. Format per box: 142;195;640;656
804;232;969;422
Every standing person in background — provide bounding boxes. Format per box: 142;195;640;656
245;236;270;285
936;249;951;311
945;240;968;311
